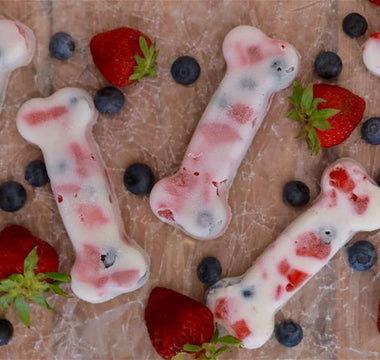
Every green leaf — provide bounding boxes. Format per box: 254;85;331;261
139;36;150;58
310;97;326;113
214;345;231;356
287;81;303;107
14;297;30;327
0;279;18;292
183;344;202;352
310;108;340;122
211;327;219;343
30;293;52;310
171;353;193;360
301;83;313;114
312;118;332;131
0;294;13;311
24;247;38;279
45;272;71;283
286;109;301;121
129;38;158;82
306;127;321;155
49;282;69;296
217;335;242;346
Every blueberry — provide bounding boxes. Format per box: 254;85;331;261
314;51;343;79
275;321;303;347
25;160;49;187
347;240;377;271
171;56;200;85
197;256;222;285
0;181;27;212
342;13;368;38
94;86;125;115
123;163;155;195
0;319;13;346
49;32;75;60
361;118;380;145
283;181;310;207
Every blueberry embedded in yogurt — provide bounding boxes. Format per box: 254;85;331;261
49;32;75;60
363;32;380;77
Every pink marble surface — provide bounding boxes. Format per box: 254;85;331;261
0;0;379;359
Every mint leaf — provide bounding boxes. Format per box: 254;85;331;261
286;109;301;121
301;83;313;115
45;272;71;283
183;344;202;352
14;297;30;327
24;247;38;278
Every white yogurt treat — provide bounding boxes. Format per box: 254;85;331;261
207;158;380;349
16;88;149;303
150;25;300;240
0;19;35;114
363;32;380;77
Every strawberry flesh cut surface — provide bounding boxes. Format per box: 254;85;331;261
90;27;153;87
313;84;365;148
145;287;214;359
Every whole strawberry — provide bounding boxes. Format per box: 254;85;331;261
286;82;365;154
145;287;241;360
0;225;70;327
90;27;158;87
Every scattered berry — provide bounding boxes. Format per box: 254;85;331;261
286;82;366;154
49;32;75;60
171;56;200;85
314;51;343;79
347;240;377;271
0;181;27;212
342;13;368;38
123;163;154;195
361;117;380;145
90;27;157;87
275;321;303;347
0;319;13;346
197;256;222;285
283;181;310;207
25;160;49;187
94;86;125;114
145;287;214;359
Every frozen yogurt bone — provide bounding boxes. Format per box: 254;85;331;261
207;158;380;348
0;19;35;114
150;26;299;240
16;88;149;303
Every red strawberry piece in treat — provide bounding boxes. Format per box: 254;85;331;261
145;287;241;359
369;0;380;6
90;27;158;87
0;225;70;327
286;82;365;154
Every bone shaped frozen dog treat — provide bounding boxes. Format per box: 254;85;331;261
16;88;149;303
0;19;35;114
150;26;300;240
207;158;380;348
363;32;380;77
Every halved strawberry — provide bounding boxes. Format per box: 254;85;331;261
0;225;70;327
286;82;366;154
145;287;241;360
90;27;158;87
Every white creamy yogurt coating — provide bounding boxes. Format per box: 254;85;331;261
363;32;380;77
150;25;300;240
0;19;35;114
16;88;150;303
207;158;380;349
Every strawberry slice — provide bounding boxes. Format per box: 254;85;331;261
286;82;365;154
0;225;70;327
90;27;158;87
145;287;241;359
